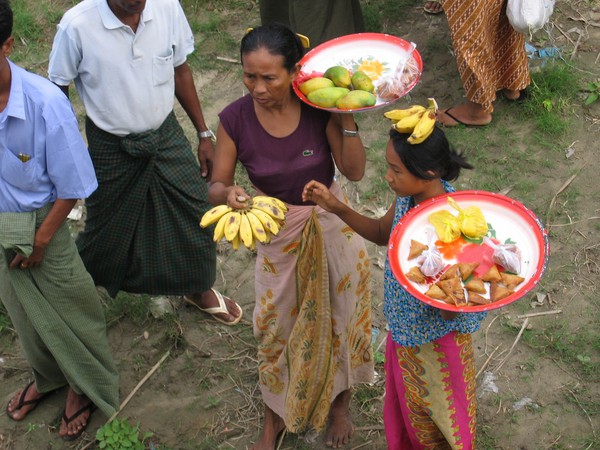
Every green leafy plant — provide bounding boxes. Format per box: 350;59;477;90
584;80;600;105
96;418;153;450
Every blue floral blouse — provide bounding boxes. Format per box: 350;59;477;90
383;181;487;347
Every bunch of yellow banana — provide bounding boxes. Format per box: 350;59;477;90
199;196;287;250
383;98;438;144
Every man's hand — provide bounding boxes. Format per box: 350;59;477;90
197;138;215;179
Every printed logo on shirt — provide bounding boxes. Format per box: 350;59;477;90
302;149;314;157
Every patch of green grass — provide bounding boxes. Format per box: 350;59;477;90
161;313;186;349
353;382;384;424
105;292;153;326
364;0;420;32
521;320;600;382
477;424;499;449
520;63;578;136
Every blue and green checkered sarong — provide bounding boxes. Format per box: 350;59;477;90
77;112;216;297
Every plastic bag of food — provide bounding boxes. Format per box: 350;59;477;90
448;197;488;240
483;237;522;274
428;209;461;243
417;231;445;277
376;42;420;101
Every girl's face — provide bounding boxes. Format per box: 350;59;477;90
384;140;430;198
242;47;299;108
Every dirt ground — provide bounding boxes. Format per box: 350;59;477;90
1;1;599;449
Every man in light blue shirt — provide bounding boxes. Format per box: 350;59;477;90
0;0;118;440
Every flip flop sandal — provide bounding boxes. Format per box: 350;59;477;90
424;0;443;15
184;288;243;326
438;108;491;128
61;402;97;441
6;381;52;421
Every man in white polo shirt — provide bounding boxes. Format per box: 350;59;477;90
48;0;242;324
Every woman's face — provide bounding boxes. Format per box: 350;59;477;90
241;47;299;108
384;140;429;198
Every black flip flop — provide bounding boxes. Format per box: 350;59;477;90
439;108;490;128
6;381;52;421
61;402;97;441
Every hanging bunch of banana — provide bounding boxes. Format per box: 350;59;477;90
199;196;287;250
383;97;438;144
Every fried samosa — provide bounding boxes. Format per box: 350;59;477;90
458;262;480;281
500;273;525;290
490;282;514;302
408;239;428;260
482;264;502;283
467;291;491;305
464;276;486;294
437;277;465;304
424;284;447;301
405;266;426;284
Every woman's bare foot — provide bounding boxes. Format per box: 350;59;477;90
436;102;492;127
6;382;47;421
502;88;521;100
59;389;95;439
325;390;353;448
251;405;285;450
184;289;242;324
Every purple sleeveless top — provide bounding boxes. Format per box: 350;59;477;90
218;94;335;205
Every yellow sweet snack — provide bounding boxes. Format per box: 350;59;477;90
448;197;489;239
428;209;461;243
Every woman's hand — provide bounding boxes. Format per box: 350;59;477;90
226;186;252;209
302;180;344;213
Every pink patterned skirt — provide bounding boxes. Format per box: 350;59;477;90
384;331;477;449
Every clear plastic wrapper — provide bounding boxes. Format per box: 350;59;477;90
376;42;420;101
417;231;445;277
483;237;522;274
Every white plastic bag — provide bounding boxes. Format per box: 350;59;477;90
483;237;522;274
506;0;555;35
417;230;445;277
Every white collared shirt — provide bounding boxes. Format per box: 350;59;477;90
48;0;195;136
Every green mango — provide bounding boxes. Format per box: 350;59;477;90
299;77;334;95
336;90;377;110
351;71;375;93
307;87;351;108
323;66;352;88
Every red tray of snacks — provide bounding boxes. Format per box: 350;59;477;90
293;33;423;113
388;191;549;312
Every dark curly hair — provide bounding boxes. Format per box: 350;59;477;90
388;126;473;182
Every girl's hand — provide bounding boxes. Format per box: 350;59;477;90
302;180;343;213
226;186;251;209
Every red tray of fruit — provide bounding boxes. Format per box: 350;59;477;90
293;33;423;113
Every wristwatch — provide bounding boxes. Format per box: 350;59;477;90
197;129;215;140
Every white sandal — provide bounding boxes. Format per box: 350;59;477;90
183;288;243;325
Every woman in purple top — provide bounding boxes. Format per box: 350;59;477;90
209;24;374;450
